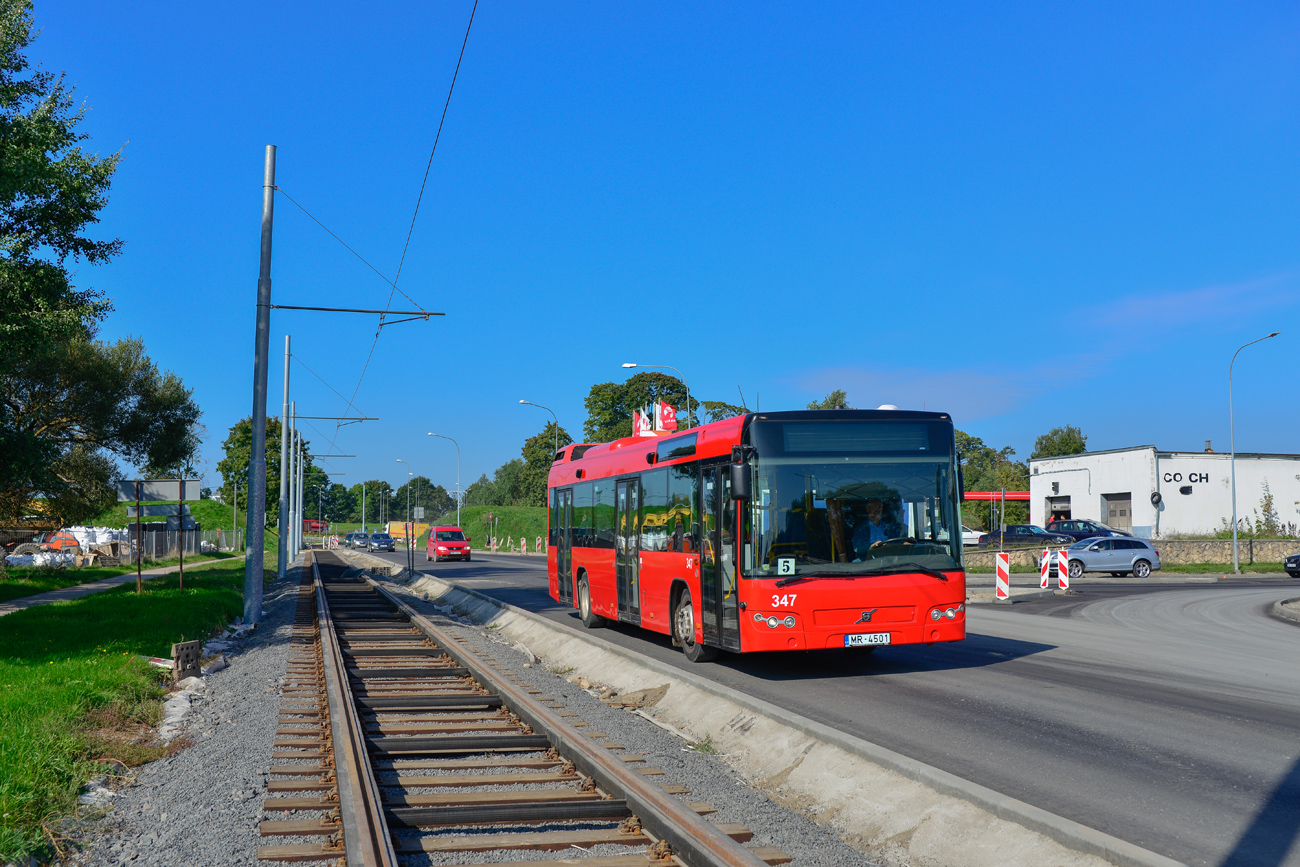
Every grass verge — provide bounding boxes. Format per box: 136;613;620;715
0;557;249;862
0;553;238;604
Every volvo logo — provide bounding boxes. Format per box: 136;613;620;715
854;609;879;624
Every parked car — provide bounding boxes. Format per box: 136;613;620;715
1045;519;1130;542
1285;551;1299;578
978;525;1072;548
367;533;395;552
426;526;471;562
962;526;981;548
1065;537;1162;579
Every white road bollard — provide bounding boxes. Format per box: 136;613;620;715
1057;548;1070;589
1039;548;1051;589
995;553;1010;600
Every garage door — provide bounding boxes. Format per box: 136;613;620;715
1104;494;1132;533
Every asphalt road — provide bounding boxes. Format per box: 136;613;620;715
370;549;1300;867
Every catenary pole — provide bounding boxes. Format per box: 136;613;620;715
277;335;291;581
289;402;298;554
243;144;276;626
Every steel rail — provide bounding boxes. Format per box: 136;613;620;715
312;556;400;867
365;576;771;867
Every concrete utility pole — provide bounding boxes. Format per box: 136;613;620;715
243;144;276;626
277;335;290;582
288;402;298;554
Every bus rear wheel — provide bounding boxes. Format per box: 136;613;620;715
673;589;717;663
578;576;603;629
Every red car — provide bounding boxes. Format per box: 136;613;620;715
426;526;471;562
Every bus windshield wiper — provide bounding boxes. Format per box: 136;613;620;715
774;562;949;587
865;562;949;582
774;570;843;587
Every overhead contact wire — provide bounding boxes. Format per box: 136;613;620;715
334;0;479;452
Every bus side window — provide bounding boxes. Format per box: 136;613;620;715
669;463;697;553
594;480;616;549
549;489;558;548
641;469;669;552
574;481;593;547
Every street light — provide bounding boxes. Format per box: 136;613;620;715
621;362;692;427
1229;331;1281;573
428;433;462;529
519;400;560;457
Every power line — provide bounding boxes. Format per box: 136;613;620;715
274;185;427;313
394;0;479;288
291;352;371;422
333;0;479;452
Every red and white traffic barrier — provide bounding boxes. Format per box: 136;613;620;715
1039;548;1051;589
995;553;1010;600
536;536;543;553
1057;548;1069;589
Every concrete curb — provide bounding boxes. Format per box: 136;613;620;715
336;549;1184;867
966;588;1059;604
1270;596;1300;626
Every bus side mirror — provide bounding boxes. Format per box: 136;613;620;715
730;462;752;500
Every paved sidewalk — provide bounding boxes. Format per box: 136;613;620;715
0;559;226;618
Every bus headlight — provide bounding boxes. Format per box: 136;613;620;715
931;609;942;621
783;615;796;628
766;617;779;629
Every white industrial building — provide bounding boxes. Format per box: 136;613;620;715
1029;445;1300;539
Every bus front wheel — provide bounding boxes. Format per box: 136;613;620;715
673;589;718;663
578;576;603;629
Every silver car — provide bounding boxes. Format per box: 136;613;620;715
1066;537;1162;579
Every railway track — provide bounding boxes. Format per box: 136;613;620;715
255;550;790;867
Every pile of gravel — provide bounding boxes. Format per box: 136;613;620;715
63;569;301;867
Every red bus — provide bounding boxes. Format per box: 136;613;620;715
302;518;328;534
547;409;966;661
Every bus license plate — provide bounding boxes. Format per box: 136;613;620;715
845;632;890;647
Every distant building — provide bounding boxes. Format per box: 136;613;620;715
1029;445;1300;539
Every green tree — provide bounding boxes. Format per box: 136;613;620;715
0;0;119;361
0;5;202;523
699;400;747;422
806;389;850;410
391;476;454;522
216;417;318;528
583;372;693;442
1031;425;1088;459
518;422;573;507
955;429;1029;527
349;480;392;526
1;336;201;523
463;460;527;507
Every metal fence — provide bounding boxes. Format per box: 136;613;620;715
202;528;244;553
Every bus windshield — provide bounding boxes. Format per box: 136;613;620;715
744;418;962;577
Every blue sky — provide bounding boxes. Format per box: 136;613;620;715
27;1;1300;495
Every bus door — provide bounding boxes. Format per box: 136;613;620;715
555;488;573;604
701;465;741;651
615;478;641;623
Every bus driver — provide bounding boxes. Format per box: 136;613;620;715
852;497;902;559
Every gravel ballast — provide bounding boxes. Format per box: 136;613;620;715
63;566;302;867
59;559;877;867
384;584;881;867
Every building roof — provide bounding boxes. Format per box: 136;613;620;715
1030;445;1300;463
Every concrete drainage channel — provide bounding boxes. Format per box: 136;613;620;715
337;551;1183;867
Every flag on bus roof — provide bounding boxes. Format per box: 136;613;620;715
654;401;678;432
